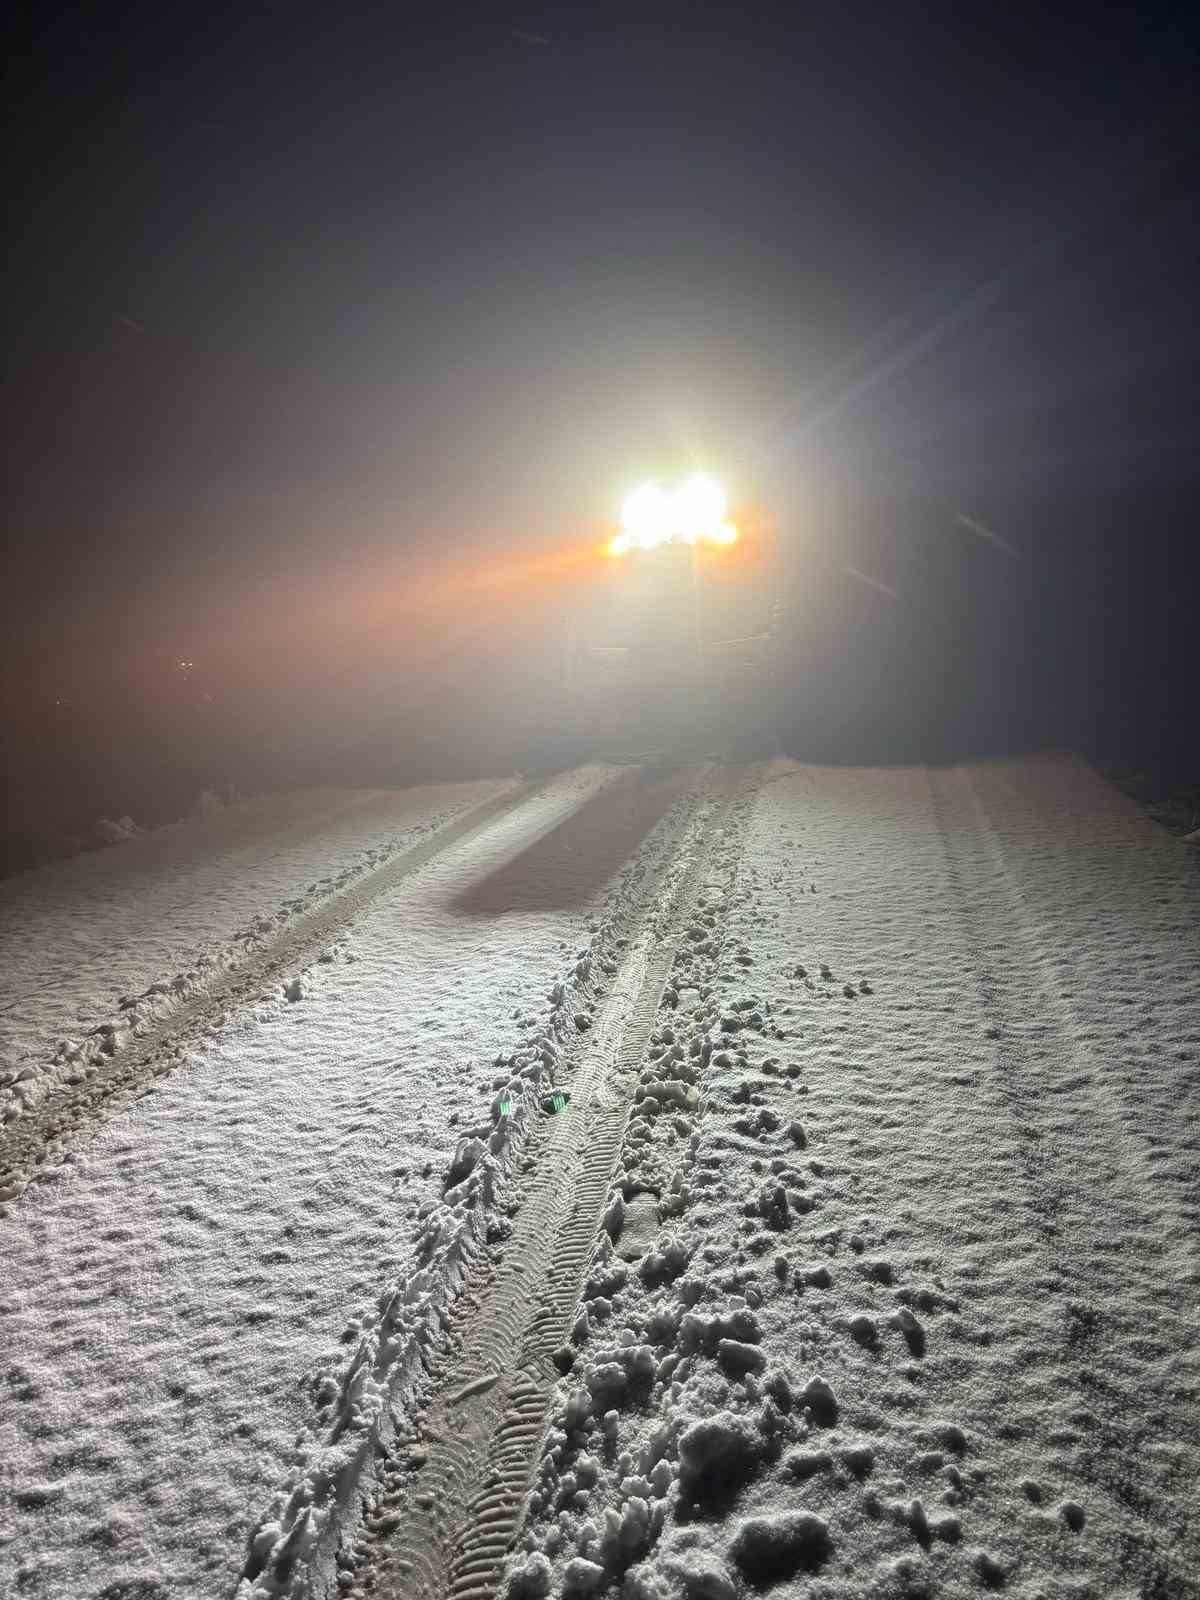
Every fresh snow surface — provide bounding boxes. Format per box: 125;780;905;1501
503;754;1200;1600
0;780;512;1119
2;753;1199;1600
0;763;700;1600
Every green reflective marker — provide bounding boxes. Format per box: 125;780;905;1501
499;1099;513;1119
550;1092;567;1114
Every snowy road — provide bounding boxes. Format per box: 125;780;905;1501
2;755;1198;1600
700;755;1200;1596
0;765;703;1599
0;779;517;1142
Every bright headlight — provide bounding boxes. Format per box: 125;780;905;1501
621;483;673;548
614;475;732;554
671;475;727;543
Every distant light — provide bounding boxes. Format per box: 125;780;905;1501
671;476;727;542
612;476;735;556
621;483;673;549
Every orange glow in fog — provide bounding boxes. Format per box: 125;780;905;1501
606;518;742;558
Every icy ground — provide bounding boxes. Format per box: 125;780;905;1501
1;754;1198;1600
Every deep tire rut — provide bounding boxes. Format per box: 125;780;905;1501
353;765;758;1600
0;780;546;1196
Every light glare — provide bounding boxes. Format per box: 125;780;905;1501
621;483;673;548
672;475;727;540
614;475;734;555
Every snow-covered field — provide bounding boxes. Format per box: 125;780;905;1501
1;755;1197;1600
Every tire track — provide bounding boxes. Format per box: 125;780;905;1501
345;764;759;1600
0;779;550;1199
929;765;1200;1595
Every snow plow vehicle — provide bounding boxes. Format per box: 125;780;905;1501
565;476;783;752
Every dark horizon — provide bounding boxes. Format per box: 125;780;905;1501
5;1;1198;853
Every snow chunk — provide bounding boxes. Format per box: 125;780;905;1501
800;1374;839;1426
679;1306;762;1354
971;1549;1007;1586
728;1511;832;1583
563;1557;607;1596
716;1338;766;1376
1059;1500;1086;1532
508;1551;552;1597
848;1312;878;1347
446;1136;488;1188
639;1237;692;1288
784;1446;833;1481
677;1410;763;1503
661;1548;739;1600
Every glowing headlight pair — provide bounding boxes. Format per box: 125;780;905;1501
609;476;739;555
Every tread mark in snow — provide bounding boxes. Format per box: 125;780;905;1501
356;764;759;1600
928;765;1200;1592
0;780;549;1196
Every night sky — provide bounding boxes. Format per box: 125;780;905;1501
5;2;1199;829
